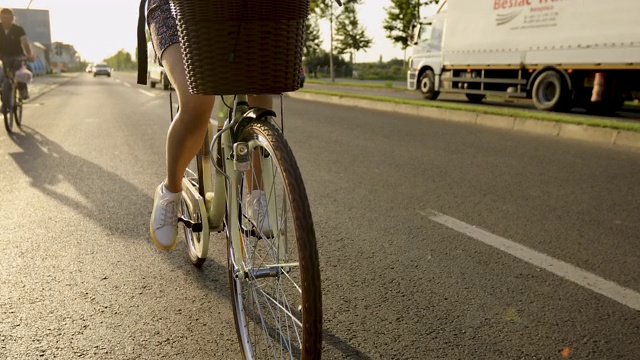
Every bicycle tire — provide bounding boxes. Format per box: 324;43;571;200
15;99;22;128
227;120;322;359
2;82;13;133
2;107;10;133
183;148;207;267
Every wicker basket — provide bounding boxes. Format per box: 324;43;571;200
171;0;309;95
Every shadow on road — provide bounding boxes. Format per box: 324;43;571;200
8;125;153;240
188;241;372;359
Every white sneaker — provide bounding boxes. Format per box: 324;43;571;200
149;183;181;251
243;190;272;237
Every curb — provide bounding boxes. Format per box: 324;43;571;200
29;73;81;102
287;91;640;150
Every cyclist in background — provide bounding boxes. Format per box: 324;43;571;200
142;0;273;251
0;7;34;109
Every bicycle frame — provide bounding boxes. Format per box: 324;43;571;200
181;94;279;277
1;60;23;132
1;67;16;106
173;88;322;358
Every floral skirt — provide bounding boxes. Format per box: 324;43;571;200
146;0;179;61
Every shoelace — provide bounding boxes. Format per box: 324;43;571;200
156;197;179;229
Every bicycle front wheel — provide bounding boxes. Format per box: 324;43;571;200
228;120;322;359
2;83;14;132
14;99;22;128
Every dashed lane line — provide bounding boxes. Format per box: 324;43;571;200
138;89;156;97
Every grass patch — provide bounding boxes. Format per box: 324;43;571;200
306;79;403;89
625;101;640;110
299;88;640;133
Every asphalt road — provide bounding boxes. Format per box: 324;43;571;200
1;72;639;359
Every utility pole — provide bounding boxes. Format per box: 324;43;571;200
329;1;335;82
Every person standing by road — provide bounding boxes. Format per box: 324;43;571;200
0;8;35;103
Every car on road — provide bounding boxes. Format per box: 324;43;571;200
93;63;111;77
85;64;94;73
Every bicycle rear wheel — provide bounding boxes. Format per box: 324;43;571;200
183;149;207;267
228;120;322;359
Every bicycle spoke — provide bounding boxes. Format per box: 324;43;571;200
229;120;321;359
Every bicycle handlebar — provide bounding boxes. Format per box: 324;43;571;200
0;56;26;77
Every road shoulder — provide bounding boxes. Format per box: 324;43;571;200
288;91;640;150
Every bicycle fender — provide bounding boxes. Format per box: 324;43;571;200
233;107;277;137
241;107;276;121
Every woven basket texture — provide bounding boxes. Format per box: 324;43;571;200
171;0;309;95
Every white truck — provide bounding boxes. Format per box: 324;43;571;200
407;0;640;113
146;42;171;90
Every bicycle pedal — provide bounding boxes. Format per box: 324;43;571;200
178;217;203;232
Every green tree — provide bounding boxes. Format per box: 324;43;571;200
104;49;136;71
383;0;438;67
303;15;323;63
335;0;372;66
310;0;340;81
305;49;352;77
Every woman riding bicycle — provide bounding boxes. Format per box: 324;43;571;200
142;0;274;251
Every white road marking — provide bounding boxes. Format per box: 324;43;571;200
123;83;131;88
138;89;155;97
115;79;121;83
420;209;640;311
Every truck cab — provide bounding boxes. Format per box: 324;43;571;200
407;13;445;100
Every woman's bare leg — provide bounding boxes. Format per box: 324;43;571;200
161;44;215;193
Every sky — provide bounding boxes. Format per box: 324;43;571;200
3;0;437;64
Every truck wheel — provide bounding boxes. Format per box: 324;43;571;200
532;71;570;111
419;70;439;100
465;94;485;103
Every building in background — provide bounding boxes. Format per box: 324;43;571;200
11;8;52;75
49;42;80;73
12;8;51;44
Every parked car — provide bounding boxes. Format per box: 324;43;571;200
93;63;111;77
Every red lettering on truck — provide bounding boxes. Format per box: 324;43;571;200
494;0;532;10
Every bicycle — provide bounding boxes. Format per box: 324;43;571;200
175;92;322;358
1;57;25;133
140;0;346;355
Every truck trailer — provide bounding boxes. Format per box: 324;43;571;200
407;0;640;113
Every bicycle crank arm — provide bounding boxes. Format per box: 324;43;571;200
178;217;203;232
